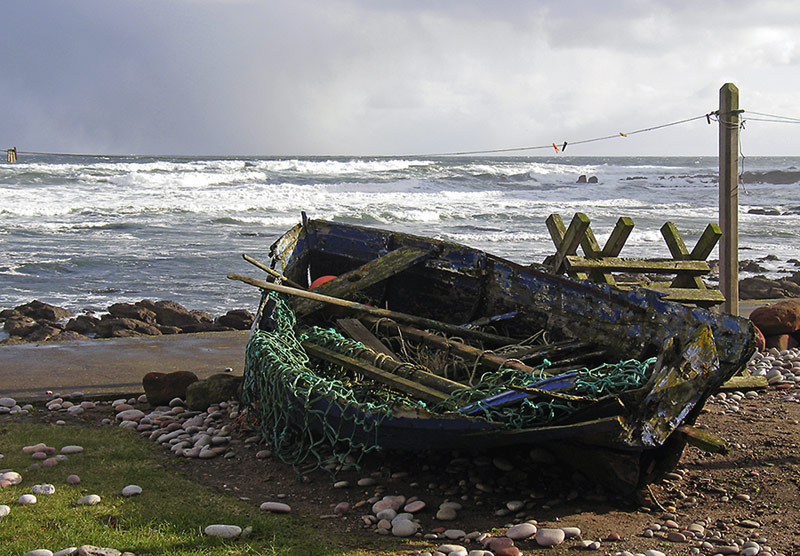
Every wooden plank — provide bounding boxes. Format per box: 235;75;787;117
645;287;725;303
362;315;548;375
546;214;588;280
676;425;729;454
549;213;590;275
718;375;768;391
302;341;450;404
293;246;433;317
228;274;519;346
242;254;306;290
602;217;634;257
661;222;706;290
580;222;616;285
691;223;722;260
336;318;398;358
565;256;711;274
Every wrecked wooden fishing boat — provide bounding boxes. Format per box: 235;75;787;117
229;217;756;495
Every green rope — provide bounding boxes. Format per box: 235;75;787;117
241;292;655;475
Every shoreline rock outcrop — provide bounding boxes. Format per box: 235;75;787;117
0;300;253;345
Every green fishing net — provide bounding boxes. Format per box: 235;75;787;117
241;293;655;475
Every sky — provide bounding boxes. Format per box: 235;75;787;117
2;0;800;157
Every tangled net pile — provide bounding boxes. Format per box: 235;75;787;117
241;293;656;474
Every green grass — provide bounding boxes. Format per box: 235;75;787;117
0;421;383;555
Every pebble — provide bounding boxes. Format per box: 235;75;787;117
376;508;397;520
506;522;537;540
23;550;54;556
204;524;242;538
77;494;102;505
739;519;761;528
561;526;581;538
404;500;426;513
32;484;56;495
1;471;23;485
436;506;458;520
438;545;467;555
0;504;10;517
392;518;419;537
667;531;687;542
644;551;666;556
334;501;350;515
260;501;291;513
18;494;37;505
60;445;84;454
0;397;17;407
121;485;142;497
535;527;565;546
53;550;78;556
66;474;81;485
444;529;466;539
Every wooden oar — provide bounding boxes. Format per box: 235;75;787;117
227;273;518;346
241;254;306;290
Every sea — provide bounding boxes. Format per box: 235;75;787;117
1;155;799;317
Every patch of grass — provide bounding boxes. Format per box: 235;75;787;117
0;422;371;555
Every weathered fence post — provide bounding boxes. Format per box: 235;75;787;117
719;83;740;315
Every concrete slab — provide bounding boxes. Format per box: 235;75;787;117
0;331;250;402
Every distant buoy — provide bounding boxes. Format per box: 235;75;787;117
310;275;337;289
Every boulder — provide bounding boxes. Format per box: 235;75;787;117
186;373;243;410
143;371;199;406
66;314;100;335
3;316;38;337
740;276;800;299
216;309;254;330
0;308;22;321
14;300;73;321
24;323;64;342
179;322;232;333
107;303;157;324
143;300;205;328
765;333;798;351
50;330;90;342
190;310;214;323
749;300;800;335
95;317;162;338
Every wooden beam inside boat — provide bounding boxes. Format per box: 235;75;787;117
227;274;518;346
293;246;435;317
362;315;554;376
336;318;398;358
302;341;451;405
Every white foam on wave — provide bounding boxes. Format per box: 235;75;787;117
255;158;433;175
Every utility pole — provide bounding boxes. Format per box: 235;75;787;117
719;83;740;315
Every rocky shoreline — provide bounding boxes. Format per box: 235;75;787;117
0;299;254;345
